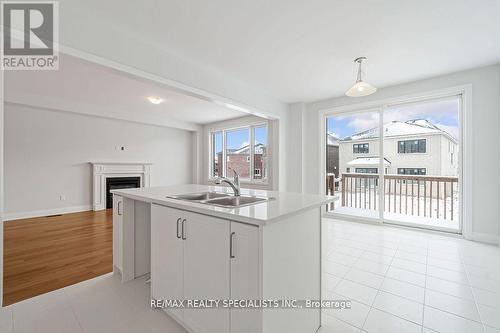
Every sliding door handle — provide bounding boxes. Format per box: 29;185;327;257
181;219;187;240
230;232;236;259
176;218;181;239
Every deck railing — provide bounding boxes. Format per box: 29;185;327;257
326;174;338;211
326;173;337;196
335;173;459;221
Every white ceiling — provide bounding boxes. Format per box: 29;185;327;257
4;54;248;128
74;0;500;103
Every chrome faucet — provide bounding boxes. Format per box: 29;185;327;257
215;168;241;196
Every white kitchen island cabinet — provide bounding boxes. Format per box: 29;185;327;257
150;205;184;321
152;204;231;333
112;184;337;333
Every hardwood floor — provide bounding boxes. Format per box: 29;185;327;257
3;209;113;305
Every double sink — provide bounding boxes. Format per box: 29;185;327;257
166;192;273;208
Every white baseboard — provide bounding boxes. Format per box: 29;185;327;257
2;205;93;221
465;232;500;246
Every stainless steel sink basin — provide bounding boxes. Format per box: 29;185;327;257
205;196;268;207
166;191;272;208
166;192;230;201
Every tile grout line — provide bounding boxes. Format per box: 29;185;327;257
421;242;428;333
329;236;495;291
328;223;500;331
462;249;487;333
62;288;85;333
10;306;14;333
360;241;400;331
325;288;485;332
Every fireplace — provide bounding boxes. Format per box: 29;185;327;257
91;162;151;211
106;177;140;209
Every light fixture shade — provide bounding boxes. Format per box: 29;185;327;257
345;80;377;97
345;57;377;97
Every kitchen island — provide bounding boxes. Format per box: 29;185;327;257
111;184;336;333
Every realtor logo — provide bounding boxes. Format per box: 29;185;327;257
1;1;59;70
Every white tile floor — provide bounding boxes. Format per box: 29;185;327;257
0;218;499;333
0;274;186;333
321;218;500;333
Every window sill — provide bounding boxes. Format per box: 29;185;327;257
208;178;269;185
207;179;271;190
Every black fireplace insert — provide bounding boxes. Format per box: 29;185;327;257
106;177;141;209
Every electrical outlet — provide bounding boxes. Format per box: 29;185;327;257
59;195;66;201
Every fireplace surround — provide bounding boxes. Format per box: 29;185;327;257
91;162;151;211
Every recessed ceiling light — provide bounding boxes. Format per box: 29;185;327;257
147;96;163;104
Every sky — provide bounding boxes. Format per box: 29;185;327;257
327;98;460;140
214;126;267;153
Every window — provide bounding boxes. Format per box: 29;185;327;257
397;168;426;175
355;168;378;174
353;143;369;154
209;124;268;182
398;139;426;153
226;128;250;179
346;168;350;173
211;131;223;178
254;126;268;180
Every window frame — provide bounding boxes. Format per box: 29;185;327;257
209;123;269;184
397;168;427;175
397;139;427;154
355;168;378;174
353;143;369;154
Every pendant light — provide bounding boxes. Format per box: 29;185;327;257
345;57;377;97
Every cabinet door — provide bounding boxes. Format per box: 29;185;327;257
230;222;261;333
151;204;184;320
183;211;230;333
112;195;123;273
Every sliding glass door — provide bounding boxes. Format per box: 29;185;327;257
382;97;461;232
325;95;462;233
325;109;381;218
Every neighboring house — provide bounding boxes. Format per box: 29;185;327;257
326;132;340;177
215;143;266;179
338;119;458;177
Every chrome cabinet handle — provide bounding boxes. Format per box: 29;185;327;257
181;219;187;240
230;232;236;258
117;201;123;215
176;218;181;239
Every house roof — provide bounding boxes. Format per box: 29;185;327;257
227;142;266;154
327;132;339;146
340;119;455;142
347;157;391;166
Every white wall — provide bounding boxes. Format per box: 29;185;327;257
285;103;305;193
298;64;500;239
4;104;193;219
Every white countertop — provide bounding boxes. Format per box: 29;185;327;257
111;184;338;226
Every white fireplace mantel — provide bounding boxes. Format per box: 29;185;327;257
91;162;152;211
